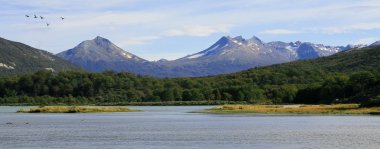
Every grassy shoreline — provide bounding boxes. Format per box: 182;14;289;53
201;104;380;115
17;106;140;113
1;100;247;106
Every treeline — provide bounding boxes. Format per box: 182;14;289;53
295;71;380;104
0;70;272;105
0;69;379;105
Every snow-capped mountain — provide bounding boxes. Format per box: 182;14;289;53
156;36;292;76
268;41;347;60
57;36;161;74
57;35;370;77
180;36;268;61
159;36;354;77
176;36;351;62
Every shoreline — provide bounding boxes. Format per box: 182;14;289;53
200;104;380;115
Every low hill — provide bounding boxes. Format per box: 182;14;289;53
0;37;81;75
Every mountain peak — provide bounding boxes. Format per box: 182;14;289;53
219;36;231;41
232;36;244;41
94;36;105;40
228;36;246;45
217;36;231;44
222;36;245;41
248;36;263;44
93;36;112;47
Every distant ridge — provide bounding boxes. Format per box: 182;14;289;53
370;41;380;47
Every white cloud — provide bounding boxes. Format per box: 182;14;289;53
117;36;160;47
260;22;380;35
259;29;302;35
115;24;233;47
322;22;380;34
163;24;233;37
355;37;379;45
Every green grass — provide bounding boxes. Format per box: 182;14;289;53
202;104;380;115
17;106;140;113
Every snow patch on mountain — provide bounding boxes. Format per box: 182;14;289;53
187;53;203;59
208;44;220;51
0;63;15;69
122;52;132;59
232;39;243;45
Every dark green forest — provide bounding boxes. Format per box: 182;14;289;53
1;46;380;106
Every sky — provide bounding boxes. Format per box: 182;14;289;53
1;0;380;61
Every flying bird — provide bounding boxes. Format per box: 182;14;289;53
60;17;64;20
25;15;29;17
40;16;44;19
46;23;50;26
34;15;37;18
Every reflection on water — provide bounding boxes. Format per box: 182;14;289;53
1;106;380;149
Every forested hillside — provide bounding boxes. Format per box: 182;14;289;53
0;37;81;76
0;46;379;105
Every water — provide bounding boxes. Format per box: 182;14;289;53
1;106;380;149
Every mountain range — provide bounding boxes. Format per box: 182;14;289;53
57;36;370;77
0;37;80;75
0;35;376;77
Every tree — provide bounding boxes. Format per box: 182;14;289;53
222;92;232;101
161;89;174;101
349;71;376;94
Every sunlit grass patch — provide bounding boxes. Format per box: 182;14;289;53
204;104;380;115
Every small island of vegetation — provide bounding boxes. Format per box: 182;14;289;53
203;104;380;115
17;106;139;113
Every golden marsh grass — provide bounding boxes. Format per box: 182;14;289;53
206;104;380;115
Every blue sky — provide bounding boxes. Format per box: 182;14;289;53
1;0;380;60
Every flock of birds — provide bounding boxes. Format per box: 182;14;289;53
25;14;65;27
